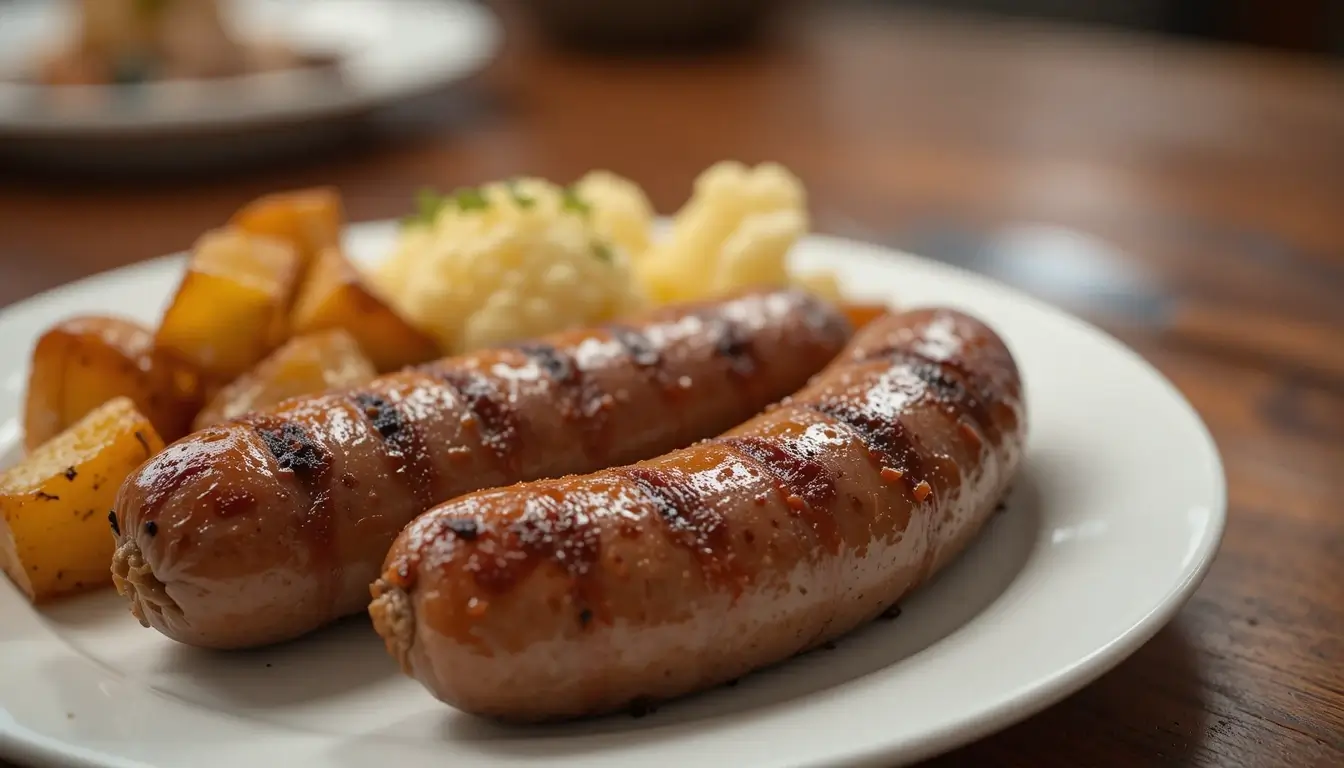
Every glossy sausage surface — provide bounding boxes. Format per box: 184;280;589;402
371;307;1026;721
110;288;852;649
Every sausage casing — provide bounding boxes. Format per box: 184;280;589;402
371;307;1026;721
110;288;851;649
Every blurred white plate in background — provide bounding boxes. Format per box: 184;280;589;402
0;0;501;169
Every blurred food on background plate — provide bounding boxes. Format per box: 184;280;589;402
29;0;338;86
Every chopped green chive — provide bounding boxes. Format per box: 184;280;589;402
506;181;536;209
561;187;592;216
453;187;489;211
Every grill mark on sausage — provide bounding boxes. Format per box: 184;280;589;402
430;367;520;472
800;293;855;346
515;343;577;385
351;392;404;440
806;398;931;496
255;420;330;478
251;416;339;606
350;392;439;507
710;317;757;378
859;348;1001;441
445;517;479;541
515;342;614;459
719;436;837;510
607;322;686;402
607;324;661;368
719;436;841;551
467;489;606;618
617;466;739;589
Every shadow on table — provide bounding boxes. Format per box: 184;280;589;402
922;620;1209;767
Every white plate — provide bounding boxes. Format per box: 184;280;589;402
0;221;1226;768
0;0;500;167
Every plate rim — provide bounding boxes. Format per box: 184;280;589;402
0;222;1228;768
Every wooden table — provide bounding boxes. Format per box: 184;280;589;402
1;3;1341;766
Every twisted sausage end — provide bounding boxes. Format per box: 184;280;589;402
370;578;416;675
110;537;179;629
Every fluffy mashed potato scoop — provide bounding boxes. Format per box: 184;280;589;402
374;162;845;354
637;161;841;305
374;176;650;353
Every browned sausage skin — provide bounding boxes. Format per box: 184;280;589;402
110;288;852;650
371;307;1026;721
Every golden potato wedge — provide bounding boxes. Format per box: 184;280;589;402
291;247;441;373
1;397;165;604
230;187;344;273
193;329;377;429
23;315;205;451
154;227;303;381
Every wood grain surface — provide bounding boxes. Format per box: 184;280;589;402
1;2;1341;766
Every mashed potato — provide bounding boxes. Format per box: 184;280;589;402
573;170;656;261
374;162;845;353
636;161;841;304
374;177;645;353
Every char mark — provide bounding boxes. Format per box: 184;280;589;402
620;466;706;527
608;324;661;368
467;491;603;592
860;348;998;436
807;398;928;483
351;392;404;439
519;341;615;454
434;367;520;466
255;420;331;479
445;517;479;541
798;293;850;341
711;317;757;377
250;418;338;603
619;466;734;573
351;391;439;505
515;343;578;384
720;436;837;510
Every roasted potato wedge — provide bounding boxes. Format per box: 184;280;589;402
155;227;302;381
230;187;344;273
193;329;377;429
291;247;441;373
1;397;164;603
23;315;205;451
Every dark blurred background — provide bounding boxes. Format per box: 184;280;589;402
857;0;1344;55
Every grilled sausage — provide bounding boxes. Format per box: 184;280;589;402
110;288;852;649
370;307;1026;721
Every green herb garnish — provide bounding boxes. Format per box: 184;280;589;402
401;185;493;227
561;186;592;217
402;187;448;228
591;241;614;263
452;186;489;212
506;180;536;209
